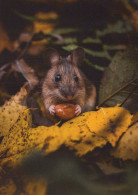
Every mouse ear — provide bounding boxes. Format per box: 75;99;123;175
45;48;60;66
68;47;85;66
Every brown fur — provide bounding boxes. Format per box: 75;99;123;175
42;47;96;114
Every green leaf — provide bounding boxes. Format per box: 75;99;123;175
62;44;78;51
55;37;77;45
84;47;112;60
51;28;79;35
84;58;105;71
82;37;101;44
96;20;132;37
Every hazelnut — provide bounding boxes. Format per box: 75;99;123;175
55;104;76;120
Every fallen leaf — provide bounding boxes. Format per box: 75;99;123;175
0;83;29;137
111;122;138;161
0;106;132;167
12;59;39;89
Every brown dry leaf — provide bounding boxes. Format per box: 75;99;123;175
0;22;13;52
111;122;138;161
0;83;29;137
12;59;39;89
0;106;132;168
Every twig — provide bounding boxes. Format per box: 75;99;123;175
97;77;138;108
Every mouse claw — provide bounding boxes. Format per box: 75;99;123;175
75;105;81;116
49;105;56;115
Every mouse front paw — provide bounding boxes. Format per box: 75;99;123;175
75;105;81;116
49;105;56;115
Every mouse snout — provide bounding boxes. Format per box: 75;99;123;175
60;87;76;100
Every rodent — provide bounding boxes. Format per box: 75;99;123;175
42;47;96;117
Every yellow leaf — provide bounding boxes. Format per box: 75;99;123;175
0;84;29;137
34;12;58;34
0;106;132;167
111;122;138;161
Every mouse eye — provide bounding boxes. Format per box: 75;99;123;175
74;74;79;82
55;74;61;82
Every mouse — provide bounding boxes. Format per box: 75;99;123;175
42;47;96;117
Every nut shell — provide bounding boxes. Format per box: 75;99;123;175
55;104;76;120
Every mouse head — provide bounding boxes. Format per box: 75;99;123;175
45;47;85;101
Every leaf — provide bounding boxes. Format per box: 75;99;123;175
96;19;132;37
0;106;132;167
62;44;78;51
82;37;101;44
33;12;58;34
0;22;13;52
84;47;112;60
84;58;105;71
55;37;77;45
99;48;138;109
0;83;29;137
111;122;138;161
51;28;79;35
12;59;39;89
